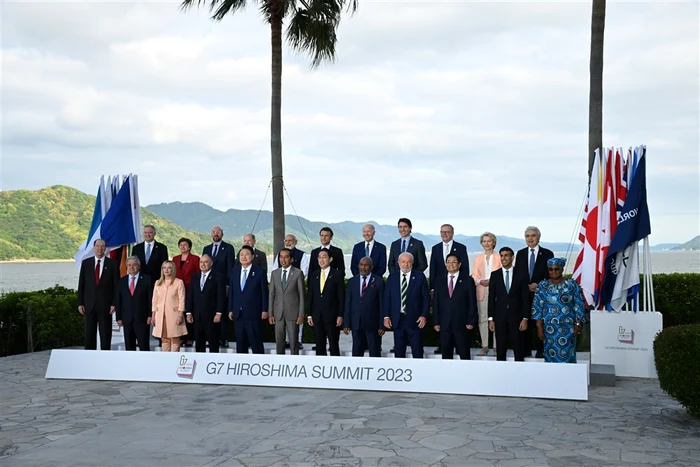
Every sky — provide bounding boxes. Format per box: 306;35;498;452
2;0;698;244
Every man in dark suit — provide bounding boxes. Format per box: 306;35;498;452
388;218;428;274
131;224;169;288
115;256;153;351
202;225;236;348
514;226;554;358
228;246;269;354
309;227;346;278
384;252;430;358
432;253;477;360
350;224;387;277
343;257;385;357
307;249;345;356
488;247;529;361
186;254;226;353
235;233;268;273
77;239;120;350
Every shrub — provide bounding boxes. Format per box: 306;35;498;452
654;324;700;417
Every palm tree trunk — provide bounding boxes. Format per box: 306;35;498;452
588;0;606;180
270;6;285;255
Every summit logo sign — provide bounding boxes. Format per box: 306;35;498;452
617;326;634;344
176;355;197;379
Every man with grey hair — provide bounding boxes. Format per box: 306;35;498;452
132;224;169;291
350;224;387;277
115;256;153;351
514;226;553;358
236;233;268;273
186;254;226;354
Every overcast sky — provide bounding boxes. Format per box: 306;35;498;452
2;0;698;244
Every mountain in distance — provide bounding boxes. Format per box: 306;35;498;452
671;235;700;251
146;201;576;253
648;243;681;251
0;186;212;261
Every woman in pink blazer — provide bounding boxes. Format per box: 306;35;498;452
152;260;187;352
173;237;200;347
472;232;502;356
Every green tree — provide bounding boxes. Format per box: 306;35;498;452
588;0;606;178
181;0;358;255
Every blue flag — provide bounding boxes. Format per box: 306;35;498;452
100;177;137;248
599;148;651;310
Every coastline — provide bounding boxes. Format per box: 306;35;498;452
0;259;74;264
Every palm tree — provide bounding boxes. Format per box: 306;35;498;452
588;0;606;179
181;0;358;253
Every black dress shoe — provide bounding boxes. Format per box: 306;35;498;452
390;347;395;353
535;350;544;358
434;347;442;354
298;343;304;350
221;340;229;348
311;346;317;351
285;342;291;349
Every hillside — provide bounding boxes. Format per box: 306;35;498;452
671;235;700;251
0;186;212;260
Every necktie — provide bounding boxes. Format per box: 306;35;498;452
365;243;370;258
400;274;407;314
200;273;206;291
212;244;218;257
529;248;535;280
402;239;407;253
361;276;367;297
449;275;454;298
320;269;326;293
241;269;248;290
94;259;101;285
146;243;152;264
282;269;288;290
130;276;136;295
505;270;510;293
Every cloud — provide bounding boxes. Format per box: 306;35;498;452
1;0;698;245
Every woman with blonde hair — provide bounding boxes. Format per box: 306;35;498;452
472;232;502;356
152;260;187;352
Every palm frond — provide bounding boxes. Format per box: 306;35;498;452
286;0;346;67
180;0;248;21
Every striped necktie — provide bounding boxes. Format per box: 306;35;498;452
400;274;408;314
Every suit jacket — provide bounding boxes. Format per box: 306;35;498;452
173;254;200;295
472;252;503;302
235;248;268;274
350;241;387;277
132;241;169;282
428;241;470;288
383;270;429;328
186;271;226;322
77;256;120;313
514;246;554;285
307;267;345;323
228;265;269;321
432;272;477;331
487;267;530;323
151;278;187;338
388;237;428;274
202;241;236;283
309;245;346;278
115;273;153;325
344;273;385;332
269;266;306;321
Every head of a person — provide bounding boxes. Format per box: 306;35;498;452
547;257;566;280
440;224;454;243
524;226;541;248
93;239;106;258
284;234;298;249
397;218;412;238
358;257;373;277
178;237;192;254
200;254;213;273
319;227;333;246
445;253;461;274
480;232;497;252
278;248;292;269
126;256;140;275
211;226;224;243
499;247;514;268
239;245;254;267
143;224;156;242
317;249;332;269
161;260;175;280
362;224;376;242
398;252;414;274
243;233;256;247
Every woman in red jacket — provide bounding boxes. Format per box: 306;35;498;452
173;237;200;347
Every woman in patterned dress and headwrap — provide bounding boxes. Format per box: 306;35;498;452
531;257;587;363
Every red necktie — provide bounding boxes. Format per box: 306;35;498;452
129;276;136;295
95;259;101;285
448;275;454;298
361;277;367;297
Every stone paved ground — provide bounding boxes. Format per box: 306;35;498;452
1;351;698;467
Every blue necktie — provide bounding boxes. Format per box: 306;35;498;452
365;243;370;258
505;270;510;293
402;239;407;253
241;269;248;290
145;243;151;264
529;249;535;281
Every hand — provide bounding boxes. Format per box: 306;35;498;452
466;324;474;330
433;325;440;332
213;314;221;323
519;319;528;332
529;283;538;292
268;316;275;325
383;317;392;329
343;328;350;335
186;315;194;324
228;312;233;321
152;316;156;328
417;316;427;329
261;311;268;320
176;316;183;325
307;316;314;327
574;324;582;336
537;322;544;341
296;317;304;325
116;320;123;327
109;306;116;315
378;329;385;336
147;317;152;325
78;306;85;315
481;279;490;287
488;321;495;333
336;316;343;328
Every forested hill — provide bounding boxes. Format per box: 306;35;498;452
0;186;211;261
